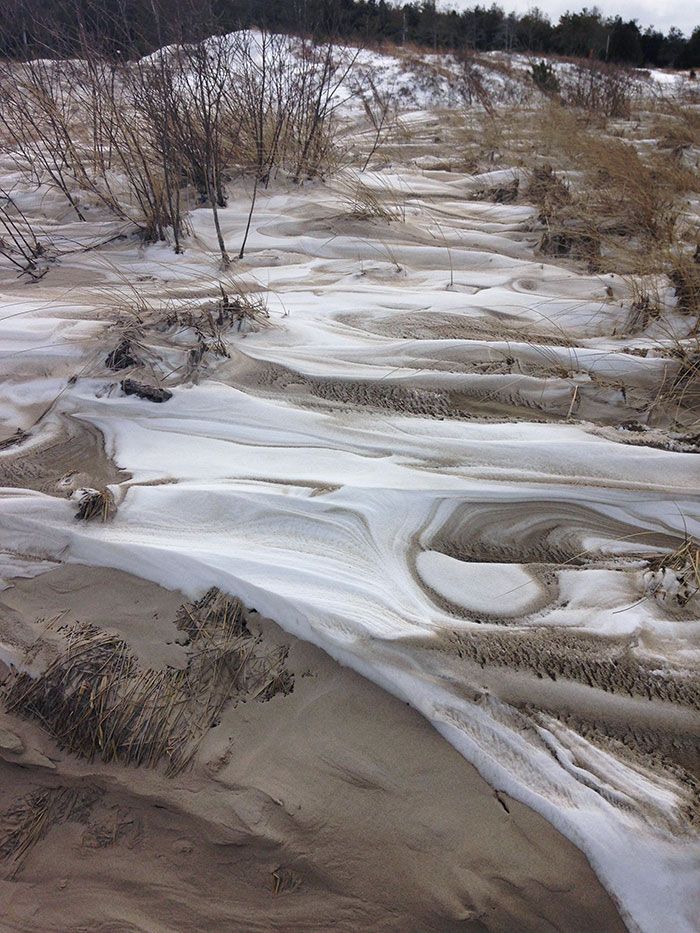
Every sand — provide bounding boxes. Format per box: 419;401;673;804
0;45;698;931
0;564;625;932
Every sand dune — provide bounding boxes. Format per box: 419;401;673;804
0;566;627;932
0;53;698;932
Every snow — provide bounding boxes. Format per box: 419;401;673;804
0;40;698;933
417;551;541;615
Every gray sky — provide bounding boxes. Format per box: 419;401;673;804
439;0;697;35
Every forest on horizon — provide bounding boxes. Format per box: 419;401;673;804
1;0;699;68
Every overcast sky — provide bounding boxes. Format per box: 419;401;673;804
439;0;698;35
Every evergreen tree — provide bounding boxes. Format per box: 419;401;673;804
0;0;695;66
607;17;643;64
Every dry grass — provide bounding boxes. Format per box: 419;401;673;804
491;102;700;290
543;119;676;250
103;280;270;387
651;99;700;157
647;537;700;606
155;286;270;377
157;285;270;338
74;488;115;522
445;96;700;436
336;173;406;222
472;176;519;203
0;786;99;877
3;589;293;776
525;163;570;217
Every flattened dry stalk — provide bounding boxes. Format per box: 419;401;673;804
0;786;99;877
272;866;303;895
3;590;293;776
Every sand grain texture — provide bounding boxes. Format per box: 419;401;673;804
0;566;626;933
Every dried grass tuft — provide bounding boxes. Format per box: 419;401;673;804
3;590;293;776
647;537;700;606
75;488;115;522
337;174;406;222
159;285;269;338
526;164;570;223
472;177;519;204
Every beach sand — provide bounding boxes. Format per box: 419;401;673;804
0;564;625;931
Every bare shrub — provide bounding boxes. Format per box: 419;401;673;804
454;52;495;115
351;72;398;171
0;31;356;266
85;51;189;247
0;58;90;220
0;53;186;247
0;188;50;278
559;60;638;119
144;38;235;265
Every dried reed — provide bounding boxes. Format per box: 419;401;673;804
3;590;292;776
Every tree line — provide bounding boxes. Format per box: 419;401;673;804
1;0;698;69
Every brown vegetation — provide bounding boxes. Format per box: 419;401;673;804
2;589;293;776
